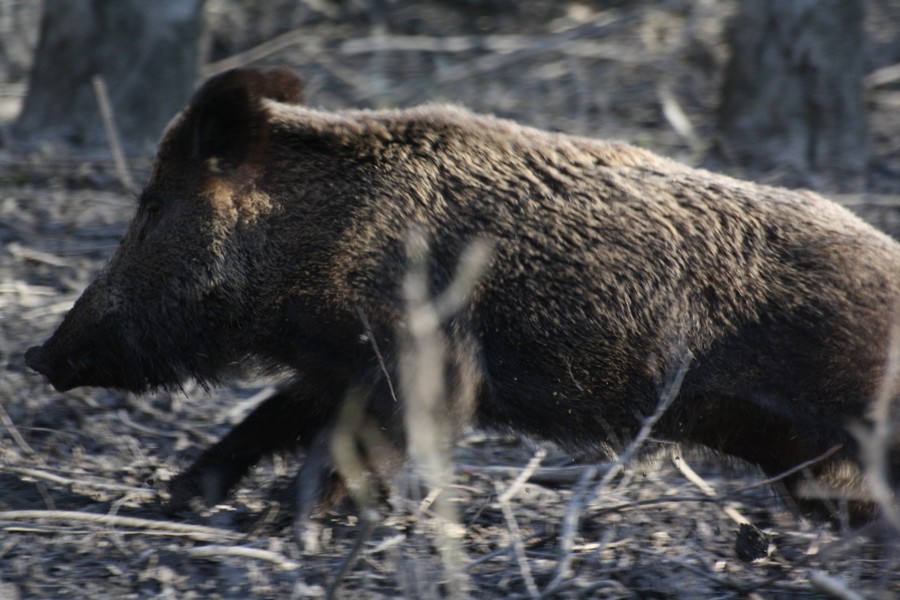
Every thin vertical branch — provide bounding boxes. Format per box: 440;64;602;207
593;353;691;497
92;75;137;193
852;318;900;532
399;231;492;599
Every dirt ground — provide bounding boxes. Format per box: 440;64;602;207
1;1;900;598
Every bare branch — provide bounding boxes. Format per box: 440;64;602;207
0;510;240;542
185;544;300;570
92;75;137;193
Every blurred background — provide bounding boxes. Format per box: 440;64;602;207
2;0;900;196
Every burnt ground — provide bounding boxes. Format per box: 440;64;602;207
2;1;900;598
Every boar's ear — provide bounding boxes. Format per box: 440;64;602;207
188;66;304;171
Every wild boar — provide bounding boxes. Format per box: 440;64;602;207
26;66;899;524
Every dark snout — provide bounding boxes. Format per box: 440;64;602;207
25;343;81;392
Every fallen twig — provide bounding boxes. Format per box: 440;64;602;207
673;450;749;526
0;403;35;456
495;480;539;599
7;243;72;268
540;465;598;598
496;449;547;504
185;544;300;571
594;352;691;495
0;510;240;541
1;465;157;499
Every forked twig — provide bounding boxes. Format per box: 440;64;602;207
399;232;492;599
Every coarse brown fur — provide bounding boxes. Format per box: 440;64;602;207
26;66;900;525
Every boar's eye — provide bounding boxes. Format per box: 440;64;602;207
146;202;162;223
137;196;163;242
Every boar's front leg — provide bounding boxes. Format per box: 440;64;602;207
167;374;344;512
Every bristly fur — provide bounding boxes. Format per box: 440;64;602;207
26;66;900;525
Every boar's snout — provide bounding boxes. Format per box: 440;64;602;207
25;343;83;392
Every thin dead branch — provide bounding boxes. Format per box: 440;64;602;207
91;75;137;193
673;450;749;526
594;353;691;496
496;448;547;504
0;403;35;456
0;510;240;542
851;318;900;531
494;480;539;599
1;465;157;499
185;544;300;570
540;465;599;598
399;232;492;599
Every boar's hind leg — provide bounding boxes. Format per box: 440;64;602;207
167;376;343;513
670;393;870;523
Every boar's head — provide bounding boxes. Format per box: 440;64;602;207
26;67;305;393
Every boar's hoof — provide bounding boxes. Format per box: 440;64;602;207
167;467;231;514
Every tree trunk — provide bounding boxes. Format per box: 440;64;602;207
717;0;867;188
12;0;204;156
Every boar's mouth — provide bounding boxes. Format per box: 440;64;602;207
26;336;188;394
25;346;75;392
25;346;91;392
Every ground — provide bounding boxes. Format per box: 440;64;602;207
1;1;899;598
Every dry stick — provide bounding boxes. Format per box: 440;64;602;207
0;510;239;541
495;481;540;600
185;544;299;571
672;450;749;526
400;234;492;599
1;465;156;499
357;307;399;404
491;447;549;597
0;402;35;456
7;243;73;268
539;465;599;599
590;494;720;517
204;26;625;78
339;32;626;58
865;62;900;89
536;356;690;594
729;444;844;494
497;449;548;504
323;390;383;598
203;29;322;77
594;353;691;496
493;448;548;600
92;75;137;194
851;319;900;532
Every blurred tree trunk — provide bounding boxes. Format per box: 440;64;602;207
717;0;867;188
12;0;204;156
